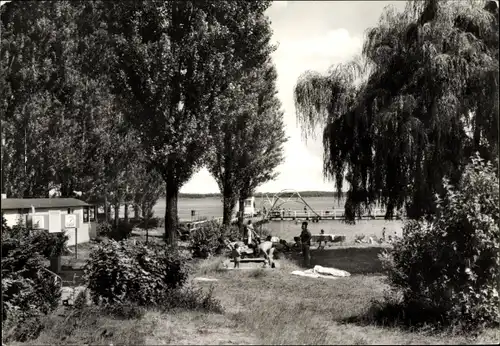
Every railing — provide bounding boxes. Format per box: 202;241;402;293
183;208;396;231
184;214;255;232
266;208;394;220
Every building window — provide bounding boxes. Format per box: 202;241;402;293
83;206;89;223
67;208;72;214
89;206;96;222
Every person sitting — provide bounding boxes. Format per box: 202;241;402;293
293;236;301;249
278;239;291;252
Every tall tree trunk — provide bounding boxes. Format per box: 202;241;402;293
238;196;245;237
473;124;481;153
104;195;109;223
165;179;179;246
134;204;140;219
222;193;236;226
124;203;129;223
114;203;119;227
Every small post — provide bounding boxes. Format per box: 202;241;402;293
75;228;78;259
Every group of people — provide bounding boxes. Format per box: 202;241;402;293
231;220;314;268
231;221;401;269
231;220;278;268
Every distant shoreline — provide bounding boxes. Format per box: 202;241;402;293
174;191;343;199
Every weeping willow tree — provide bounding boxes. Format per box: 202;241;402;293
294;0;499;223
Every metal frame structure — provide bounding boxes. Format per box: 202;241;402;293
260;189;321;218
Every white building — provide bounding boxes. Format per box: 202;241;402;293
235;197;257;217
1;197;96;246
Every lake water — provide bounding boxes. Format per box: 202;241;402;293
153;196;346;220
152;197;403;242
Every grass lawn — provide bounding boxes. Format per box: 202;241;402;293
22;245;499;345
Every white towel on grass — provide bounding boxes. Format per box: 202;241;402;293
291;265;350;279
291;270;338;280
313;265;350;277
193;277;218;282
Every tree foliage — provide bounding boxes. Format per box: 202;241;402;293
87;0;275;243
379;154;499;330
294;0;499;222
207;60;286;225
1;0;279;242
0;1;163;227
0;1;115;198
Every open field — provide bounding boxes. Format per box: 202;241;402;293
25;246;499;345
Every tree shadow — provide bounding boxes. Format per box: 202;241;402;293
339;297;481;336
285;245;389;274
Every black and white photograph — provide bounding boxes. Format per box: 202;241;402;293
1;0;499;344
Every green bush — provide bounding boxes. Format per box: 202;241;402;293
1;218;67;343
189;222;240;258
96;221;133;241
83;239;191;306
379;154;500;330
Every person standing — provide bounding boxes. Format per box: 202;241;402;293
257;236;276;268
317;229;326;250
244;220;261;254
300;221;312;267
232;243;241;269
244;220;255;246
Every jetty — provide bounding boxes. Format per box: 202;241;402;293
266;208;393;221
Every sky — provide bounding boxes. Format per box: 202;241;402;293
0;0;407;194
181;0;406;194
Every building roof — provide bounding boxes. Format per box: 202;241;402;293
1;198;90;210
